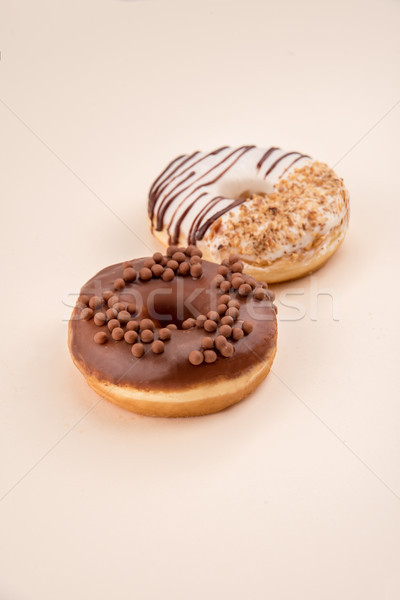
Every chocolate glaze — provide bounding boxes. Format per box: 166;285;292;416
69;258;277;392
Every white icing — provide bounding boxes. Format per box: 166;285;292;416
149;146;348;265
150;146;311;239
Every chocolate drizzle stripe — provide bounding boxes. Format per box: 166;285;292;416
150;147;229;221
169;192;208;245
195;198;246;241
156;171;196;230
174;146;255;242
156;146;255;232
188;196;224;245
149;152;199;219
149;154;185;200
257;147;279;170
279;154;311;178
264;151;304;179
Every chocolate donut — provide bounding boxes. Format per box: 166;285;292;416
148;145;350;283
69;247;277;417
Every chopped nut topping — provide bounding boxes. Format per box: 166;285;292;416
204;161;349;262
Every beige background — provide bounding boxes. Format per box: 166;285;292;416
1;0;400;598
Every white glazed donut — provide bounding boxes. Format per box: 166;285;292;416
148;145;350;283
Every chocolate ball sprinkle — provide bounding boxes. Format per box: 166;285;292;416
139;267;152;281
190;255;202;265
166;323;178;330
188;350;204;366
213;274;225;287
204;319;218;332
102;291;114;302
107;295;119;308
228;253;241;264
238;283;252;297
217;303;228;315
254;288;267;300
228;299;240;309
166;245;179;257
214;335;227;351
118;310;131;325
114;278;125;291
89;296;103;310
143;258;155;269
123;267;136;282
231;277;244;290
162;267;175;282
220;315;234;326
107;318;120;332
81;307;94;321
132;343;144;358
124;330;138;344
196;315;207;327
190;263;203;278
220;281;231;293
172;251;186;263
220;342;234;357
113;302;127;313
219;324;232;338
141;329;154;343
242;321;254;334
226;307;239;320
204;350;217;363
207;311;220;322
246;277;257;289
78;295;90;306
182;318;196;330
161;256;169;266
126;320;139;331
217;265;229;276
166;259;179;271
94;312;106;327
94;331;107;344
158;328;172;341
201;336;214;349
111;327;124;341
151;263;164;278
232;327;244;341
152;252;164;264
231;261;244;273
190;247;202;258
178;261;190;276
140;318;154;331
219;294;231;305
106;308;118;320
152;340;165;354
